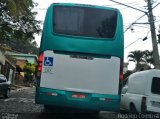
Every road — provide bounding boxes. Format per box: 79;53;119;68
0;87;123;119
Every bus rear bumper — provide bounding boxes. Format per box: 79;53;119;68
35;87;120;112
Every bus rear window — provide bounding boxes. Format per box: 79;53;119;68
151;77;160;95
53;6;117;38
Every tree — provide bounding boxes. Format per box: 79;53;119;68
24;63;36;82
128;50;145;65
143;50;154;67
122;70;133;87
2;0;31;17
128;50;150;71
0;0;41;53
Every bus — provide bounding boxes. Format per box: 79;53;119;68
35;3;124;112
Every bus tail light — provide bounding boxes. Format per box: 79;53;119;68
37;52;44;80
38;52;44;72
120;61;123;81
46;92;58;96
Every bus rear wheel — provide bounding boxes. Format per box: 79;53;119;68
44;105;54;113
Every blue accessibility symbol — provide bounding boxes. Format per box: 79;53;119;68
44;57;53;66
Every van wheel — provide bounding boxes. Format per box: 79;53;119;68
129;104;138;119
4;89;10;98
130;104;137;114
44;105;52;111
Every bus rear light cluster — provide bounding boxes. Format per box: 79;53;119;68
38;52;44;72
46;92;58;96
99;98;112;101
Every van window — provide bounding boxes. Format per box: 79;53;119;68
151;77;160;95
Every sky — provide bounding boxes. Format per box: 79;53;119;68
33;0;160;70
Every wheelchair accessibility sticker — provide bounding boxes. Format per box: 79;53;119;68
44;57;54;66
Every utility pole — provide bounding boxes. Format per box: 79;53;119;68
147;0;160;69
108;0;160;68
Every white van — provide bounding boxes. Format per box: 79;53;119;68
121;69;160;113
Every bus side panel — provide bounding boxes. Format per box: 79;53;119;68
40;50;120;95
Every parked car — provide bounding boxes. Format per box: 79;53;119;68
0;74;11;98
121;69;160;113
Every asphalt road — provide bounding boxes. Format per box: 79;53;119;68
0;87;123;119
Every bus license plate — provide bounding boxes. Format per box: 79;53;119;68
72;94;86;99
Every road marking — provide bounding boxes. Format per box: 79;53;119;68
4;98;16;102
19;98;35;103
4;98;35;103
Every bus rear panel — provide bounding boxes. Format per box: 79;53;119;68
36;3;124;111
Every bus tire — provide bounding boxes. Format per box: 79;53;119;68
129;104;137;114
91;111;100;116
44;105;53;113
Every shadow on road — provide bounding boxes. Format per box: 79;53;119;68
38;112;100;119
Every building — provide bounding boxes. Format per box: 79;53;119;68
3;52;38;86
0;50;16;83
6;52;38;65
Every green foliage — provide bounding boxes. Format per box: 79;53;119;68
128;50;154;71
24;63;36;81
122;70;133;87
24;63;36;74
0;0;41;54
123;70;132;80
128;50;146;65
143;50;154;66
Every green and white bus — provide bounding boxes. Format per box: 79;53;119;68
35;3;124;112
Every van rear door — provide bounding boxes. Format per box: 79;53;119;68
40;50;120;95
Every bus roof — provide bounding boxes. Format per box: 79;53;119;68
49;3;120;13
